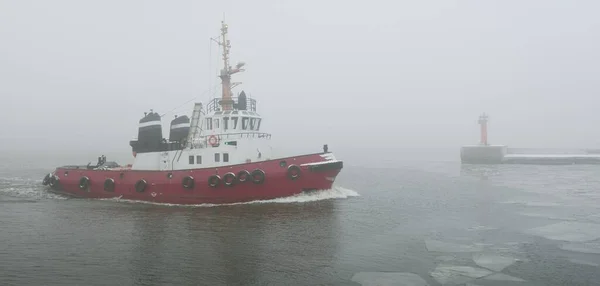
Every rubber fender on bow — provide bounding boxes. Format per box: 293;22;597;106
104;178;115;192
250;169;265;184
287;164;301;180
208;175;221;188
182;176;195;190
237;170;250;183
79;176;90;190
223;172;236;187
135;179;147;192
49;175;59;188
42;174;51;186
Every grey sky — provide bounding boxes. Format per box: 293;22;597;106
1;0;599;159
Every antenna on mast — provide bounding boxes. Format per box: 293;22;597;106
211;21;245;111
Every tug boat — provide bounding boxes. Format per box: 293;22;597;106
41;21;343;204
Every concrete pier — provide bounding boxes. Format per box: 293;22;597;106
460;113;600;165
460;145;507;164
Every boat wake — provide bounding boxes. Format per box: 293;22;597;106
100;186;360;207
0;176;68;200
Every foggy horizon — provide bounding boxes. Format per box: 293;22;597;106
2;0;599;158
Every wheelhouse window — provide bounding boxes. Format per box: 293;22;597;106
250;118;256;130
223;153;229;162
242;117;249;130
231;117;239;129
188;155;194;164
215;153;220;162
223;117;229;130
256;118;262;131
213;118;220;129
196;155;202;164
206;118;212;130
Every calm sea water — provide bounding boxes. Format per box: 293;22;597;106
1;156;600;285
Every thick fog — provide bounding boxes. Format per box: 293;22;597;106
1;0;599;164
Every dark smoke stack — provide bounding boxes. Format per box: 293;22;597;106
169;115;190;142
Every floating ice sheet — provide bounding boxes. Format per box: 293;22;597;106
425;239;484;253
499;200;562;207
351;272;428;286
430;265;492;285
472;253;517;272
484;273;525;282
436;256;459;262
466;225;498;231
517;212;577;221
561;242;600;254
525;222;600;242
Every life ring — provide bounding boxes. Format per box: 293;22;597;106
223;172;236;187
104;178;115;192
135;179;147;192
79;176;90;190
208;175;220;188
287;164;301;180
208;135;219;146
182;176;195;189
237;170;250;183
42;174;50;186
251;169;265;184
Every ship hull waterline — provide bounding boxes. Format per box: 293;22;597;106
43;153;343;205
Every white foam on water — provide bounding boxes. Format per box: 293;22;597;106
101;186;359;207
430;265;492;285
472;253;517;272
526;222;600;242
0;186;68;200
351;272;428;286
425;239;484;253
483;273;525;282
560;242;600;254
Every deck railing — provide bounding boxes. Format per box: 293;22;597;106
189;132;271;148
193;132;271;142
206;96;257;113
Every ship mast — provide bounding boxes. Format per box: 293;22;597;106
213;21;245;111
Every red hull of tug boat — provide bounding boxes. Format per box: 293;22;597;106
46;153;342;204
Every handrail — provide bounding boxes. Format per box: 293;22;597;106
206;96;257;113
189;132;270;149
199;132;271;140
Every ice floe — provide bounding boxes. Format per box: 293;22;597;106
466;225;498;231
436;256;459;262
484;273;525;282
430;265;492;285
425;239;484;253
561;241;600;254
525;222;600;242
472;253;517;272
351;272;428;286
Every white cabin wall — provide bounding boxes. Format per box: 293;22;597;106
131;152;161;170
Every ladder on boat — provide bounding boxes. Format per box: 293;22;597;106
186;103;204;148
